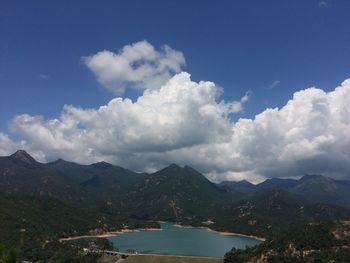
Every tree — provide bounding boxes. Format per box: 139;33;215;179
0;244;18;263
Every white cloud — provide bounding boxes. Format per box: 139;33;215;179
318;1;327;7
83;41;186;94
267;80;280;90
39;74;49;79
3;41;350;183
10;72;249;167
0;133;18;156
9;76;350;182
194;79;350;181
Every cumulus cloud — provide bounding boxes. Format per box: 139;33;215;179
10;72;249;167
0;133;18;156
83;41;185;94
3;41;350;183
201;79;350;181
8;76;350;182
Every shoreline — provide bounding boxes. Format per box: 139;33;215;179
206;228;266;241
173;224;266;241
59;227;162;241
60;223;266;242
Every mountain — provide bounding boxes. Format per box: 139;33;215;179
256;177;298;190
48;158;142;207
219;180;256;194
0;192;133;262
0;151;244;221
219;174;350;207
0;150;87;203
213;188;350;237
9;150;38;165
0;192;116;249
0;150;143;207
224;220;350;263
291;174;350;208
123;164;241;221
2;150;350;233
2;150;350;261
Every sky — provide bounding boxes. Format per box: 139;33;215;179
1;0;350;182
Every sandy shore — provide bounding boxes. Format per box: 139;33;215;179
206;228;266;241
173;224;196;229
173;224;266;241
59;228;162;241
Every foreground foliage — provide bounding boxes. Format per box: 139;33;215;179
224;221;350;263
0;193;156;262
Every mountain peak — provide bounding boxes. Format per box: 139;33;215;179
300;174;328;182
52;158;66;163
161;163;203;174
163;163;182;171
238;179;253;185
10;150;38;165
91;161;114;169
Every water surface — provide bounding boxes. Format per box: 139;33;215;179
108;223;261;258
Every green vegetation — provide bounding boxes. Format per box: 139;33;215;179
220;174;350;208
0;192;156;262
224;221;350;263
211;189;350;238
122;164;239;222
0;244;18;263
2;151;350;261
94;238;114;251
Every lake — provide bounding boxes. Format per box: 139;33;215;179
107;223;262;258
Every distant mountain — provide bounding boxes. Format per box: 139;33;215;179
0;151;243;221
0;150;86;203
292;174;350;208
219;180;256;194
48;158;142;206
123;164;241;221
1;150;350;234
256;177;298;190
0;150;143;207
219;174;350;208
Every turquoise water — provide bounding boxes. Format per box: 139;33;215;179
107;223;261;258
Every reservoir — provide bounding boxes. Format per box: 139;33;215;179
107;223;262;258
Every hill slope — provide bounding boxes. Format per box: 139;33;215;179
224;220;350;263
123;164;241;221
213;189;350;237
0;150;143;207
0;193;119;246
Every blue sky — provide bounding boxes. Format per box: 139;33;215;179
1;0;350;181
1;0;350;132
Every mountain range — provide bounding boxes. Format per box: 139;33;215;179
1;150;350;238
219;174;350;208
